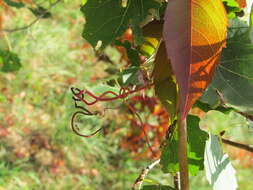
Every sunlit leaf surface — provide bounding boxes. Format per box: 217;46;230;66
163;0;228;119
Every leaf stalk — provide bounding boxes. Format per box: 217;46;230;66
178;118;189;190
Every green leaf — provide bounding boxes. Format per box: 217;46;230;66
0;50;22;72
141;185;175;190
119;66;141;86
160;127;179;174
204;134;238;190
3;0;25;8
222;0;239;7
193;101;234;114
81;0;160;48
29;6;52;18
160;115;208;176
201;30;253;114
222;0;242;18
153;42;177;121
200;110;249;135
187;115;209;175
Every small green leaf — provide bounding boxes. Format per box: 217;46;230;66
120;67;140;86
81;0;160;48
222;0;243;18
204;134;238;190
0;50;22;72
222;0;239;7
160;115;208;176
141;185;175;190
29;6;52;18
3;0;25;8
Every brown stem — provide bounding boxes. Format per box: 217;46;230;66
222;138;253;153
178;118;189;190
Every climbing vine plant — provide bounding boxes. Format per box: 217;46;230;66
1;0;253;190
77;0;253;190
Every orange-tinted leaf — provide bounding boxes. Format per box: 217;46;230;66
163;0;228;119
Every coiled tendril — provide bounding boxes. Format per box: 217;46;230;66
70;85;156;157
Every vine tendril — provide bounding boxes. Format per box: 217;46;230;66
70;83;155;159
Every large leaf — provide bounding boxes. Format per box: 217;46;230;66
204;134;238;190
163;0;228;119
201;30;253;114
81;0;160;48
160;115;208;176
153;42;177;121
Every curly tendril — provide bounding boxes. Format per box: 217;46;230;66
70;84;155;154
72;86;149;106
70;87;103;138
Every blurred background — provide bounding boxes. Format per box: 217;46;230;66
0;0;252;189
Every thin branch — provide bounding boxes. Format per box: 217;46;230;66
3;0;62;33
3;18;40;33
222;138;253;153
236;112;253;122
132;159;160;190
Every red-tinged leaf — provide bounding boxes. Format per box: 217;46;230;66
163;0;228;119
